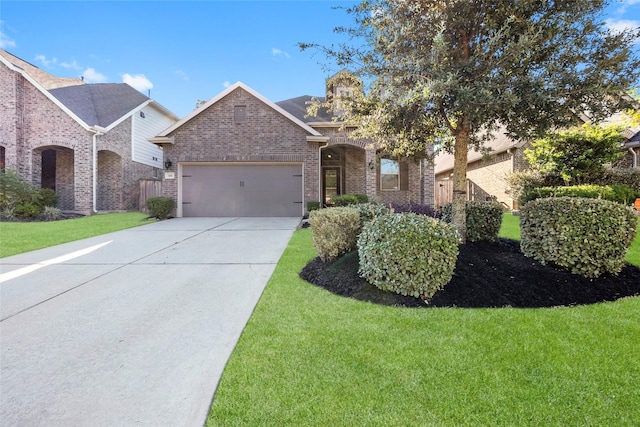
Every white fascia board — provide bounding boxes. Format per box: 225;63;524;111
0;55;92;131
105;100;179;132
101;100;153;132
158;82;322;137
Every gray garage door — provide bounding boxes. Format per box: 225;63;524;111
181;164;303;217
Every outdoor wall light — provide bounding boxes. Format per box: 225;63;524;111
164;158;172;170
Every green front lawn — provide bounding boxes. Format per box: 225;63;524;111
0;212;150;258
208;215;640;426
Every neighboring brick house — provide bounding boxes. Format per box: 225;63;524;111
151;76;435;217
434;121;640;210
434;131;529;210
0;50;178;214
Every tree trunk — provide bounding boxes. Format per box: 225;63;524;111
452;124;470;244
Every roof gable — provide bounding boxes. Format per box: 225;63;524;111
158;82;322;137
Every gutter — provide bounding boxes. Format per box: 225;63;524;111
90;126;107;213
630;147;638;168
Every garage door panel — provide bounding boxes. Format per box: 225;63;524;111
182;164;302;217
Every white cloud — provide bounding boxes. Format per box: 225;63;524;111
0;21;16;49
271;48;291;59
35;54;57;67
605;18;640;38
122;73;153;92
175;69;189;81
61;59;82;71
222;81;231;88
82;67;108;83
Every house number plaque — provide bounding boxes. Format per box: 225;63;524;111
164;171;176;180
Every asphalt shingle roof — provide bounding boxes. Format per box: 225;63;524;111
49;83;150;128
276;95;333;123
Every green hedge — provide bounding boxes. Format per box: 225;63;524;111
309;207;361;262
350;202;390;225
520;197;638;278
358;213;459;299
333;194;369;206
145;196;175;219
441;201;504;242
522;184;640;205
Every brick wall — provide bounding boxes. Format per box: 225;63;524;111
1;61;159;213
162;87;320;208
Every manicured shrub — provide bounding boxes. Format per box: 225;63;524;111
309;207;361;262
333;194;368;206
145;196;175;219
358;213;459;299
505;170;564;206
39;188;58;207
599;167;640;190
307;201;321;212
520;197;638;278
0;169;42;214
522;184;640;205
441;200;503;242
350;202;390;225
41;206;62;221
391;202;441;218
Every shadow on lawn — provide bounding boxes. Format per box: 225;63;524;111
300;238;640;308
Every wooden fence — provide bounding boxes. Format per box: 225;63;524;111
139;179;163;213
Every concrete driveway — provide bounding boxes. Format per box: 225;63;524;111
0;217;300;426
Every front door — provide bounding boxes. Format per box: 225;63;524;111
322;167;341;206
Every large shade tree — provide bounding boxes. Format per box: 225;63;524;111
301;0;640;242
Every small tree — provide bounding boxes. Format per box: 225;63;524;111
525;124;626;185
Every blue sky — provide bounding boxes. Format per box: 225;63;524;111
1;0;639;118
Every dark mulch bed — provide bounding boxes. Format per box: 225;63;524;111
299;238;640;308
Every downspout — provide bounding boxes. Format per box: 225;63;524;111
90;126;107;213
629;148;638;168
319;142;329;206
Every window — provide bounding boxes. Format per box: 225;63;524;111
234;105;247;123
380;157;399;190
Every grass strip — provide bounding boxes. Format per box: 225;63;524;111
0;212;150;258
208;218;640;426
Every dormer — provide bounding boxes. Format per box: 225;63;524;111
326;70;362;117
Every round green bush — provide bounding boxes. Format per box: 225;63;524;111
145;196;175;219
441;200;503;242
520;197;638;278
309;207;361;262
357;213;459;299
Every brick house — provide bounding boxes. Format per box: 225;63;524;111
434;131;529;210
0;50;178;214
434;121;640;210
151;76;435;217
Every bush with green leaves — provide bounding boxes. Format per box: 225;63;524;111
145;196;175;219
309;207;361;262
40;206;62;221
522;184;640;205
307;201;321;212
333;194;368;206
520;197;637;278
441;200;504;242
0;169;59;219
39;188;58;207
525;123;626;185
358;213;459;299
349;202;390;225
599;167;640;190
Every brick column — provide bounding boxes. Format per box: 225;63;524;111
365;148;377;200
